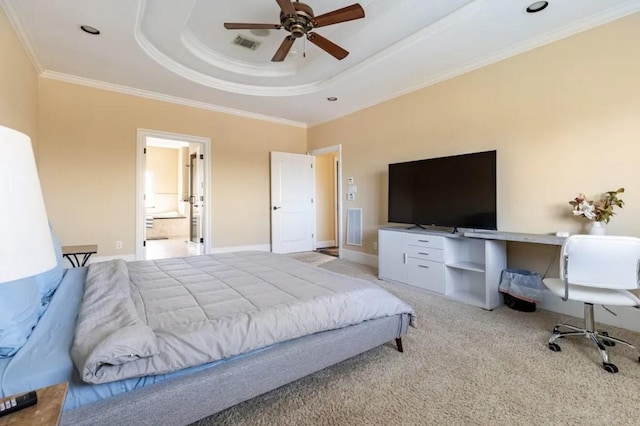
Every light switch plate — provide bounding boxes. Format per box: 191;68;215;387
347;177;354;184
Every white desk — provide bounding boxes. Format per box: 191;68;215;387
463;230;566;246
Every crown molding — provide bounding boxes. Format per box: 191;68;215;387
309;0;640;127
1;0;43;73
40;70;307;128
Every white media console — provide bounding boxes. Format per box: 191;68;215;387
378;227;640;333
378;227;509;310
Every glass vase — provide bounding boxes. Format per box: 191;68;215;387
589;221;606;235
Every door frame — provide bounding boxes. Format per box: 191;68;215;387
309;145;342;258
135;128;212;260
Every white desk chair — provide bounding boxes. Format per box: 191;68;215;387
543;235;640;373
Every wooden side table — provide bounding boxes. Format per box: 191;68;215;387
62;244;98;267
0;382;67;426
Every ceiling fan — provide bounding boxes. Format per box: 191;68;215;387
224;0;365;62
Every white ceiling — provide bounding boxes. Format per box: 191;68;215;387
3;0;639;127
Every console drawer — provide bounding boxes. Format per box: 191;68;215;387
407;234;444;249
406;245;444;263
408;260;445;294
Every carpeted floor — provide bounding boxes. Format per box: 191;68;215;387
193;255;640;426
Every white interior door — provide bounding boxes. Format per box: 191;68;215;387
189;150;204;253
271;152;315;253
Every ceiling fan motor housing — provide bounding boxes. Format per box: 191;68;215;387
281;2;314;38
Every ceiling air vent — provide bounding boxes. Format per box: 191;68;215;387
232;35;261;50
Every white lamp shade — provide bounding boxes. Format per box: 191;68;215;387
0;125;56;283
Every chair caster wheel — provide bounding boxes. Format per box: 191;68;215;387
548;343;561;352
600;331;615;346
603;363;618;373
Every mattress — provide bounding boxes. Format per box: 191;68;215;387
72;252;415;384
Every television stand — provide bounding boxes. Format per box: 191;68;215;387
378;226;507;310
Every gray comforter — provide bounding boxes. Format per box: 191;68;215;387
71;252;415;384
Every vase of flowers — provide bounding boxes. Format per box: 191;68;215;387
569;188;624;235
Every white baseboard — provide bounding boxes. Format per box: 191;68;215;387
83;244;271;266
315;240;336;249
210;244;271;254
82;254;136;267
341;249;378;267
538;289;640;333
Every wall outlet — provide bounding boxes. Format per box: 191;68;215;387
347;177;354;184
115;241;122;249
373;242;378;251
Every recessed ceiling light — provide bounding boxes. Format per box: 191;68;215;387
327;97;338;102
80;25;100;35
526;1;549;13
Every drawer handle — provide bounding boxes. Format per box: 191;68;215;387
418;240;429;243
418;252;429;256
418;265;430;269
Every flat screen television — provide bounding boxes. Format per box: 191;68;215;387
388;150;497;230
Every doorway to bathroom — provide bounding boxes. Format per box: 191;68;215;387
135;129;211;260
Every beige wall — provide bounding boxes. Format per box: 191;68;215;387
315;153;337;244
3;7;640;272
147;146;179;194
308;14;640;273
37;79;307;255
0;8;38;146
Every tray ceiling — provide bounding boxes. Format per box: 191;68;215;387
2;0;639;126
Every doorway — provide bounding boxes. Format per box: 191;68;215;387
269;145;342;257
136;129;212;260
310;146;341;258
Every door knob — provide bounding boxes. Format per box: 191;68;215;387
273;206;281;210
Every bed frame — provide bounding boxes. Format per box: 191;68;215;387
61;313;411;425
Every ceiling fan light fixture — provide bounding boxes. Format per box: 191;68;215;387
80;25;100;35
526;1;549;13
289;23;307;38
224;1;365;62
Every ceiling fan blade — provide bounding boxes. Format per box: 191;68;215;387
272;36;296;62
275;0;296;16
224;23;282;30
307;33;349;60
313;4;365;28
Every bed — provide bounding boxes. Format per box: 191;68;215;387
0;245;414;425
